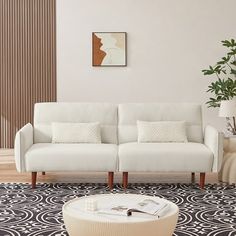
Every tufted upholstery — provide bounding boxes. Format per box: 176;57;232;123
118;103;203;144
33;103;118;144
14;102;223;179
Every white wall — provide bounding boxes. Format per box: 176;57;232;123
57;0;236;130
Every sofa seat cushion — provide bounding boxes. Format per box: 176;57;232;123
119;142;213;172
25;143;118;172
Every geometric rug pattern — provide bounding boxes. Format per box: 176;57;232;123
0;183;236;236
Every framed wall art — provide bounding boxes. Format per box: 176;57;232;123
92;32;127;67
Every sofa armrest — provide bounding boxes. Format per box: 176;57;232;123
14;123;33;172
204;125;224;172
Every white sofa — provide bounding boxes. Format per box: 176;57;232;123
14;103;118;189
118;103;223;188
14;102;223;189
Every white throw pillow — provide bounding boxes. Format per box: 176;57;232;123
52;122;101;143
137;120;188;143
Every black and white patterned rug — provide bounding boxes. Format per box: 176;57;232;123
0;183;236;236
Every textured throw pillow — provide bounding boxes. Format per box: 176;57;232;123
52;122;101;143
137;120;188;143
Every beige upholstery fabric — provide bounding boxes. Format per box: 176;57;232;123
118;103;203;144
119;142;213;172
14;103;222;174
137;120;187;143
34;103;118;144
204;125;224;172
14;123;33;172
52;122;101;143
25;143;118;172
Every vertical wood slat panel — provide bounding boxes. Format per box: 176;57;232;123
0;0;56;148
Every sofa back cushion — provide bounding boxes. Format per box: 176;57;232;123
118;103;203;144
34;103;118;144
52;122;102;143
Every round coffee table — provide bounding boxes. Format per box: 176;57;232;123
63;194;179;236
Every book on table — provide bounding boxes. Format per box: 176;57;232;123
98;198;169;217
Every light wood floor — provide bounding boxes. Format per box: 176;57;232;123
0;149;219;184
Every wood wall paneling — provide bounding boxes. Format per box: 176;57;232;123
0;0;56;148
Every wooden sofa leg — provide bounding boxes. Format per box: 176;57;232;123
123;172;128;189
108;172;114;189
42;172;46;175
191;172;195;183
200;172;205;189
32;172;37;189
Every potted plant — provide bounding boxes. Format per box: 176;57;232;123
202;39;236;134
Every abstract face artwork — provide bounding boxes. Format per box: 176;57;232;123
92;32;127;66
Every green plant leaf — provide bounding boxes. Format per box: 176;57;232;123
231;69;236;76
222;40;231;47
202;69;214;75
231;61;236;66
203;39;236;108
